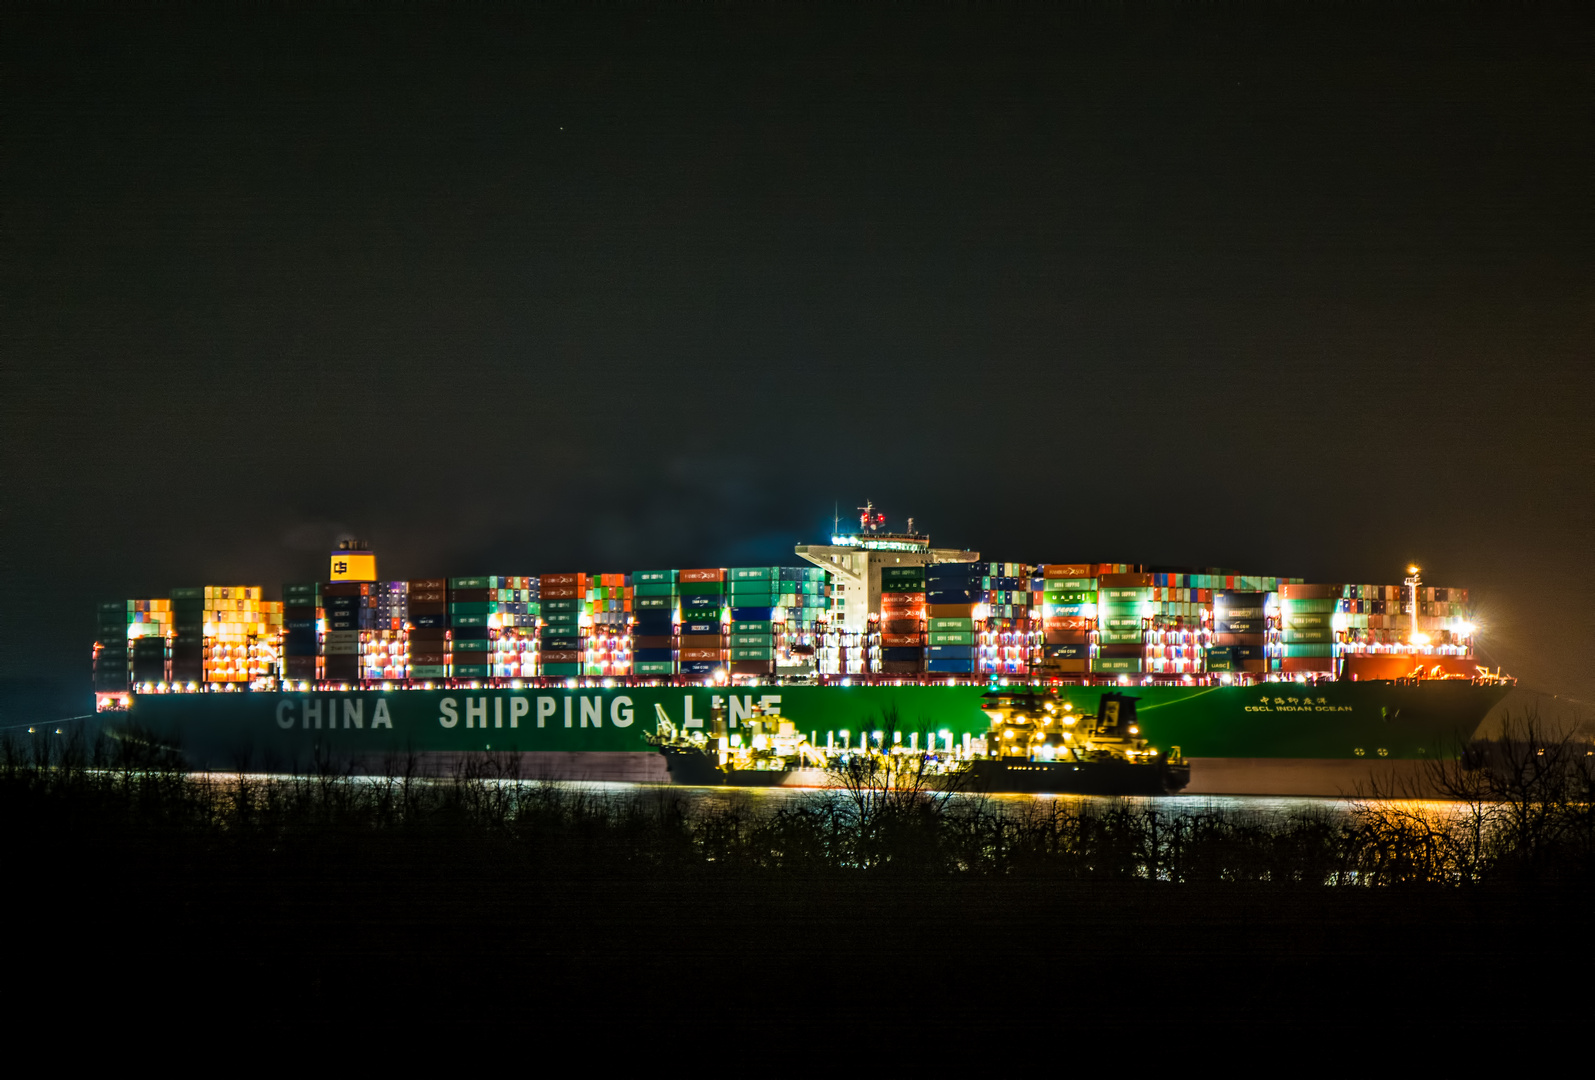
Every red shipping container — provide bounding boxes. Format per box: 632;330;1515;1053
540;573;580;587
680;648;723;662
1043;630;1089;645
409;578;446;591
1098;572;1154;588
881;633;923;647
928;604;977;618
540;586;579;599
730;660;775;675
1280;656;1335;672
1044;616;1092;631
680;568;724;583
882;619;921;634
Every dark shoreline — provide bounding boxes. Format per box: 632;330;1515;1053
6;734;1592;1022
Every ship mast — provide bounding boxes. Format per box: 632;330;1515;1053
1404;564;1422;644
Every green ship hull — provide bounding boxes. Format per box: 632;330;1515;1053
105;681;1511;793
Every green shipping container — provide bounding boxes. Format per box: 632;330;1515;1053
1100;587;1153;603
1284;612;1332;629
928;617;974;632
731;621;774;634
728;591;777;608
540;663;582;677
451;664;491;678
1041;577;1094;590
452;614;491;627
1098;629;1145;644
1043;590;1096;605
632;570;678;584
1092;657;1143;673
542;598;581;612
449;577;491;590
728;567;778;582
678;582;725;596
731;647;774;660
409;664;447;678
451;638;492;652
730;634;774;647
1282;629;1333;644
634;661;675;675
448;601;496;614
633;582;678;597
1283;644;1334;658
170;587;205;600
929;632;975;645
635;596;674;611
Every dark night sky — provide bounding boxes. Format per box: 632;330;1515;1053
2;5;1591;706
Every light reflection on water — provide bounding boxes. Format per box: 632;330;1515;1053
520;781;1469;820
185;772;1473;820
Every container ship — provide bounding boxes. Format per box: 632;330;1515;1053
87;504;1514;795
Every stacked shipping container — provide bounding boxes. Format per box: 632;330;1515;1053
93;555;1474;693
926;561;981;675
93;601;130;693
878;564;927;674
539;573;585;678
678;569;725;677
631;569;678;677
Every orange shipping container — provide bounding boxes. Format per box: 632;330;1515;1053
540;586;579;599
1279;583;1342;600
1098;572;1154;588
540;573;580;587
1042;564;1093;579
680;648;723;662
928;603;977;618
680;568;724;583
1044;616;1093;631
881;633;923;647
540;650;581;664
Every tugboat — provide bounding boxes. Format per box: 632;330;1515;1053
964;689;1190;795
645;701;828;787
